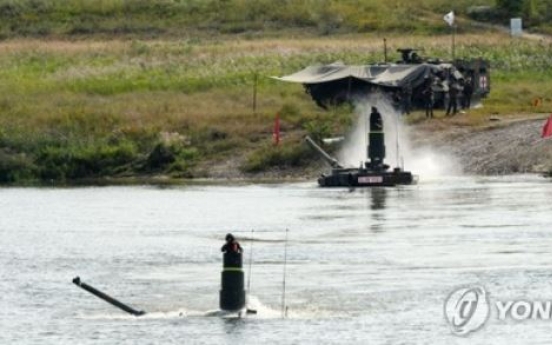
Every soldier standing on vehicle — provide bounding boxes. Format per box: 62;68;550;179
401;83;412;115
462;75;474;110
422;77;434;118
446;80;459;116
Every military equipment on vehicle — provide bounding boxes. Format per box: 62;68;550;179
72;277;146;316
275;48;490;111
220;246;246;312
72;239;257;317
305;107;416;187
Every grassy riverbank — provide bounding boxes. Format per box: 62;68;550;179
0;0;496;38
1;3;552;184
1;0;551;38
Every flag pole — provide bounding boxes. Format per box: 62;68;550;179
383;37;388;63
444;11;455;61
252;72;258;114
452;24;456;61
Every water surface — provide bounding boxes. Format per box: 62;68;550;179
1;176;552;344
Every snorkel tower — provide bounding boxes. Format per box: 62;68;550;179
220;243;246;312
306;106;415;187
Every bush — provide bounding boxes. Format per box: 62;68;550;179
467;6;500;22
145;132;198;173
241;142;312;173
0;150;36;183
496;0;523;17
302;104;354;142
36;141;138;180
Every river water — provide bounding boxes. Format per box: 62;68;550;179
1;176;552;344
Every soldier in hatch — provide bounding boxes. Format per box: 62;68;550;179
221;233;242;254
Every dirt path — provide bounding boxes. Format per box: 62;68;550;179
470;20;552;43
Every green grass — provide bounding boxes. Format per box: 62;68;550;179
0;8;552;183
0;0;506;38
0;0;550;39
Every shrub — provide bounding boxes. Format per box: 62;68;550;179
36;140;138;180
496;0;523;17
0;150;36;183
145;132;198;173
467;6;500;22
302;104;354;141
241;142;312;173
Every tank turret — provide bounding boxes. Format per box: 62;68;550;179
397;48;422;64
220;250;246;312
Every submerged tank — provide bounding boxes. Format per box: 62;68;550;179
305;107;416;187
276;48;490;111
220;248;246;312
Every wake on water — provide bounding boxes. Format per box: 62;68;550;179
78;295;342;320
337;96;461;179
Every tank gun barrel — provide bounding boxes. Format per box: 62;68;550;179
305;136;343;169
72;276;146;316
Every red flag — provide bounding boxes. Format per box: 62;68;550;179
542;114;552;138
273;113;280;145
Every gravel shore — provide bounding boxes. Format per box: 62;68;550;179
410;114;552;175
196;113;552;182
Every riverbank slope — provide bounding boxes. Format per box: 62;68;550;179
409;113;552;176
203;112;552;181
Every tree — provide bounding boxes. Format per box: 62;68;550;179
496;0;523;17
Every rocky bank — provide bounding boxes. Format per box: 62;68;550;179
190;113;552;183
409;114;552;175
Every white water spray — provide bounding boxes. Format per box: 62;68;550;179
337;96;460;178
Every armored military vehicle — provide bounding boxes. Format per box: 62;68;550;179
276;48;490;111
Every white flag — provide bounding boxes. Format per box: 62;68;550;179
443;11;455;26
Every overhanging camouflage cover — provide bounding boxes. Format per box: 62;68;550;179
274;62;457;89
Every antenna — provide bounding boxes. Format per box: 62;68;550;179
364;106;369;159
395;110;400;168
247;229;254;293
281;228;289;318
